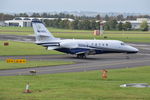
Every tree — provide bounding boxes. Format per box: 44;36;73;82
90;20;97;30
104;22;110;30
19;13;28;17
117;15;124;21
78;20;91;30
104;15;109;21
140;21;149;31
95;21;100;30
31;13;41;17
117;22;123;31
126;16;137;20
70;19;79;29
0;13;14;21
59;20;70;29
96;14;101;20
41;13;49;18
109;19;118;30
122;22;132;30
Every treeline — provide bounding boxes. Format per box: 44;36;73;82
44;19;99;30
104;20;132;31
44;19;134;30
1;12;150;21
0;13;149;31
0;13;14;21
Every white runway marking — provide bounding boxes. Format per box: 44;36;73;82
138;53;150;56
140;48;150;50
128;43;150;47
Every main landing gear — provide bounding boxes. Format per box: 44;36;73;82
125;53;131;59
77;54;87;59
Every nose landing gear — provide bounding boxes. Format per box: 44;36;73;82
77;54;87;59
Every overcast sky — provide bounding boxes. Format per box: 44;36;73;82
0;0;150;13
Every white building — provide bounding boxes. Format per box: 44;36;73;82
4;17;74;27
5;17;33;27
119;18;150;29
5;19;32;27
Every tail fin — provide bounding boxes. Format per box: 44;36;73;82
32;21;57;43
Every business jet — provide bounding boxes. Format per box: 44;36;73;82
32;20;139;58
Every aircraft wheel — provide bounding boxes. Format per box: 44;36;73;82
77;54;86;59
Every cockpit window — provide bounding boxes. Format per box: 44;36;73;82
121;43;125;46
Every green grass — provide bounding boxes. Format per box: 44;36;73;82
54;33;150;43
0;27;91;35
0;41;63;56
0;60;74;70
104;30;150;34
0;27;33;35
48;27;92;33
0;26;33;31
0;26;150;43
0;66;150;100
1;26;150;34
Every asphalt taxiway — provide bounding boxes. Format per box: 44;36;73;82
0;34;150;76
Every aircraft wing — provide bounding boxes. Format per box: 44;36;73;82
76;51;87;55
72;48;100;55
47;46;59;50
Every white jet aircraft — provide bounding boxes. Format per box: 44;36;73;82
32;21;139;58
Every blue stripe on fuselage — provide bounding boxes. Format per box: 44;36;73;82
55;47;130;55
55;48;90;54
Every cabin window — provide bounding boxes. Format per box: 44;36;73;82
91;43;94;46
121;43;125;46
106;44;108;46
95;43;97;46
87;43;88;46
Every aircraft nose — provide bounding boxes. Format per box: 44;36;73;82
128;46;139;53
133;48;139;53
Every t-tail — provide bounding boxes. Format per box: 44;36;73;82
32;21;58;44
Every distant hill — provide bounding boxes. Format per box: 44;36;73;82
61;11;150;17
